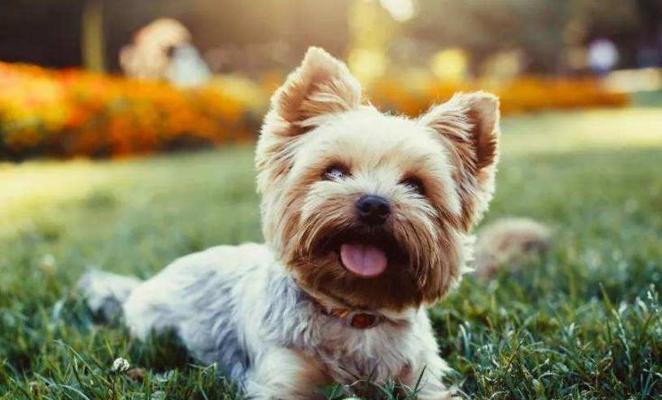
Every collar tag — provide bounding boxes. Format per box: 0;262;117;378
347;311;381;329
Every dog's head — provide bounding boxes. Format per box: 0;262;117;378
256;47;500;311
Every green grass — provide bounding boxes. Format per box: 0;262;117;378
0;108;661;399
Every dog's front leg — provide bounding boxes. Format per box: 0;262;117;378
415;377;456;400
244;347;330;400
401;353;456;400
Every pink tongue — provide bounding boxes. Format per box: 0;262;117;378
340;244;388;277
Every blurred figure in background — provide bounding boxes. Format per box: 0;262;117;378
588;38;619;76
120;18;210;87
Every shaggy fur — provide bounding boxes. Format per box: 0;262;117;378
79;47;510;399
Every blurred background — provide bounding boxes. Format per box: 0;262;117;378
0;0;660;159
1;2;661;398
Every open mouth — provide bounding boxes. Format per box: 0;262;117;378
314;229;407;278
339;243;388;277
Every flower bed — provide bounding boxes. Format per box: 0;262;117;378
370;76;628;117
0;63;254;159
0;62;628;160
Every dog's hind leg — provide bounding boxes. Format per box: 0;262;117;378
77;270;142;321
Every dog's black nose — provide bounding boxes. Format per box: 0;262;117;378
356;195;390;225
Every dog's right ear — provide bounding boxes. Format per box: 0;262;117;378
257;47;362;192
267;47;362;136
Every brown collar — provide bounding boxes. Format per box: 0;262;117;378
305;292;383;329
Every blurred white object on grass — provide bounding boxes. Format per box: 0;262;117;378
111;357;130;373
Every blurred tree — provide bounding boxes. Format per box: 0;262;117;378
634;0;662;67
104;0;351;73
566;0;640;69
410;0;568;74
348;0;397;85
189;0;351;72
0;0;657;73
81;0;106;71
407;0;657;74
0;0;84;67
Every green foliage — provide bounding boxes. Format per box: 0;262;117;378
0;109;660;399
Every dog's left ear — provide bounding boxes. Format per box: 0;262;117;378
419;92;500;231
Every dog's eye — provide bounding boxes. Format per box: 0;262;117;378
401;177;425;195
323;165;349;181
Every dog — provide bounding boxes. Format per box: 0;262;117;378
79;47;543;399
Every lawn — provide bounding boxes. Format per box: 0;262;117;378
0;107;660;399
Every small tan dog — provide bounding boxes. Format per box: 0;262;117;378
81;47;546;399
